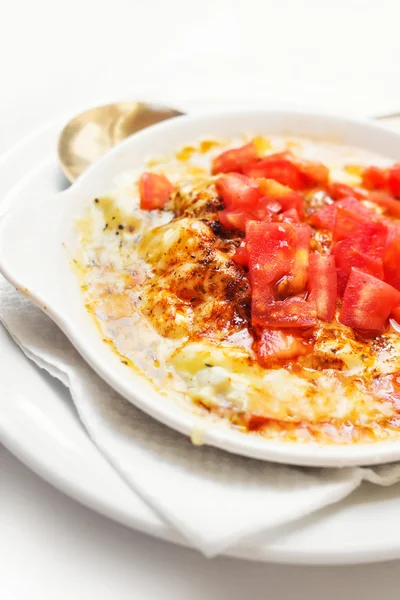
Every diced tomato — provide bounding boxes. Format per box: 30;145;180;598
384;226;400;291
219;199;277;232
307;254;337;321
339;268;400;332
388;164;400;197
138;172;175;210
254;328;312;367
362;164;400;198
308;200;336;229
218;177;304;231
368;192;400;218
332;203;383;242
243;156;307;190
258;177;304;218
243;152;329;190
291;156;329;187
246;221;314;327
219;209;250;231
246;221;296;291
216;173;261;210
309;196;368;230
334;238;385;296
232;240;248;267
328;181;367;201
211;142;259;175
362;166;387;190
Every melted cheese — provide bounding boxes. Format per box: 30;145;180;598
76;135;400;445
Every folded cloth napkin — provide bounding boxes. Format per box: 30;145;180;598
2;276;400;557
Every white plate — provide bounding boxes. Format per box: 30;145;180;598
2;116;400;564
3;109;400;468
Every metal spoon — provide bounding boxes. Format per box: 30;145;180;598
58;102;184;183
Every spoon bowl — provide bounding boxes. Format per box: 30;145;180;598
58;101;183;182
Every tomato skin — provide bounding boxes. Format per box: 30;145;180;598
368;192;400;218
246;221;296;288
232;240;248;267
362;164;400;198
254;328;312;367
309;196;364;230
332;204;384;242
139;172;175;210
258;178;304;218
307;254;337;321
243;157;307;190
219;209;249;231
388;164;400;197
339;268;400;332
384;226;400;291
211;142;259;175
362;166;388;190
216;173;261;210
333;239;384;296
219;198;278;232
246;221;315;328
292;157;329;187
329;182;367;201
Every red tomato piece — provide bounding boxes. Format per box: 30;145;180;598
254;328;312;367
139;172;175;210
334;239;385;296
291;156;329;187
368;191;400;218
388;164;400;197
246;221;314;327
211;142;259;175
339;268;400;332
219;209;249;231
243;157;307;190
332;203;383;242
308;201;337;229
362;166;388;190
216;173;261;210
219;199;277;232
258;178;304;218
384;226;400;291
328;181;367;201
232;240;248;267
309;196;367;230
307;254;337;321
246;221;296;289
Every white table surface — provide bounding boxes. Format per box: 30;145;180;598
2;0;400;597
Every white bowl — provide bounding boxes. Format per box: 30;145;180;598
2;108;400;468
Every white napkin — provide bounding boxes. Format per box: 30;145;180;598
2;276;400;557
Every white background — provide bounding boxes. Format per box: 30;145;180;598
2;0;400;597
